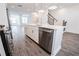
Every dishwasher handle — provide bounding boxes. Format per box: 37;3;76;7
39;28;54;33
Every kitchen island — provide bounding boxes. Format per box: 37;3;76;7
24;24;64;56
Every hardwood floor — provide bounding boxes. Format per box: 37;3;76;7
57;32;79;56
11;26;49;56
11;26;79;56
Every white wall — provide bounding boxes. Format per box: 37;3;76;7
31;10;48;25
0;3;8;27
50;6;79;34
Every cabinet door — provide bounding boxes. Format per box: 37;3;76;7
24;26;28;35
25;25;39;43
33;27;39;43
27;26;37;41
28;26;32;38
25;25;32;38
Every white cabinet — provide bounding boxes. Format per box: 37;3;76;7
24;25;39;43
24;25;64;56
51;28;63;56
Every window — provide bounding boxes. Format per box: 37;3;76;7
22;15;28;24
9;14;20;26
9;13;29;26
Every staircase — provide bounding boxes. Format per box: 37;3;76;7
48;12;57;25
48;12;67;26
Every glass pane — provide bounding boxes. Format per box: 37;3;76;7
22;15;28;24
9;14;20;26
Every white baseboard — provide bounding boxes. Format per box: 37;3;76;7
65;31;79;35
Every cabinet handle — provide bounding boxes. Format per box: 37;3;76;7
32;30;34;33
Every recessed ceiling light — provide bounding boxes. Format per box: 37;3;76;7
32;12;38;16
48;6;58;10
32;12;37;14
38;10;45;13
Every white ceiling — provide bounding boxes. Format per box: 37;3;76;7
7;3;79;14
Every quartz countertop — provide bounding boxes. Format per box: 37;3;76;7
26;24;64;29
26;24;37;26
39;25;64;29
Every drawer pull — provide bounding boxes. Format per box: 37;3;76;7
32;30;34;33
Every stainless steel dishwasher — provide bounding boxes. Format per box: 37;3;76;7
39;27;54;53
